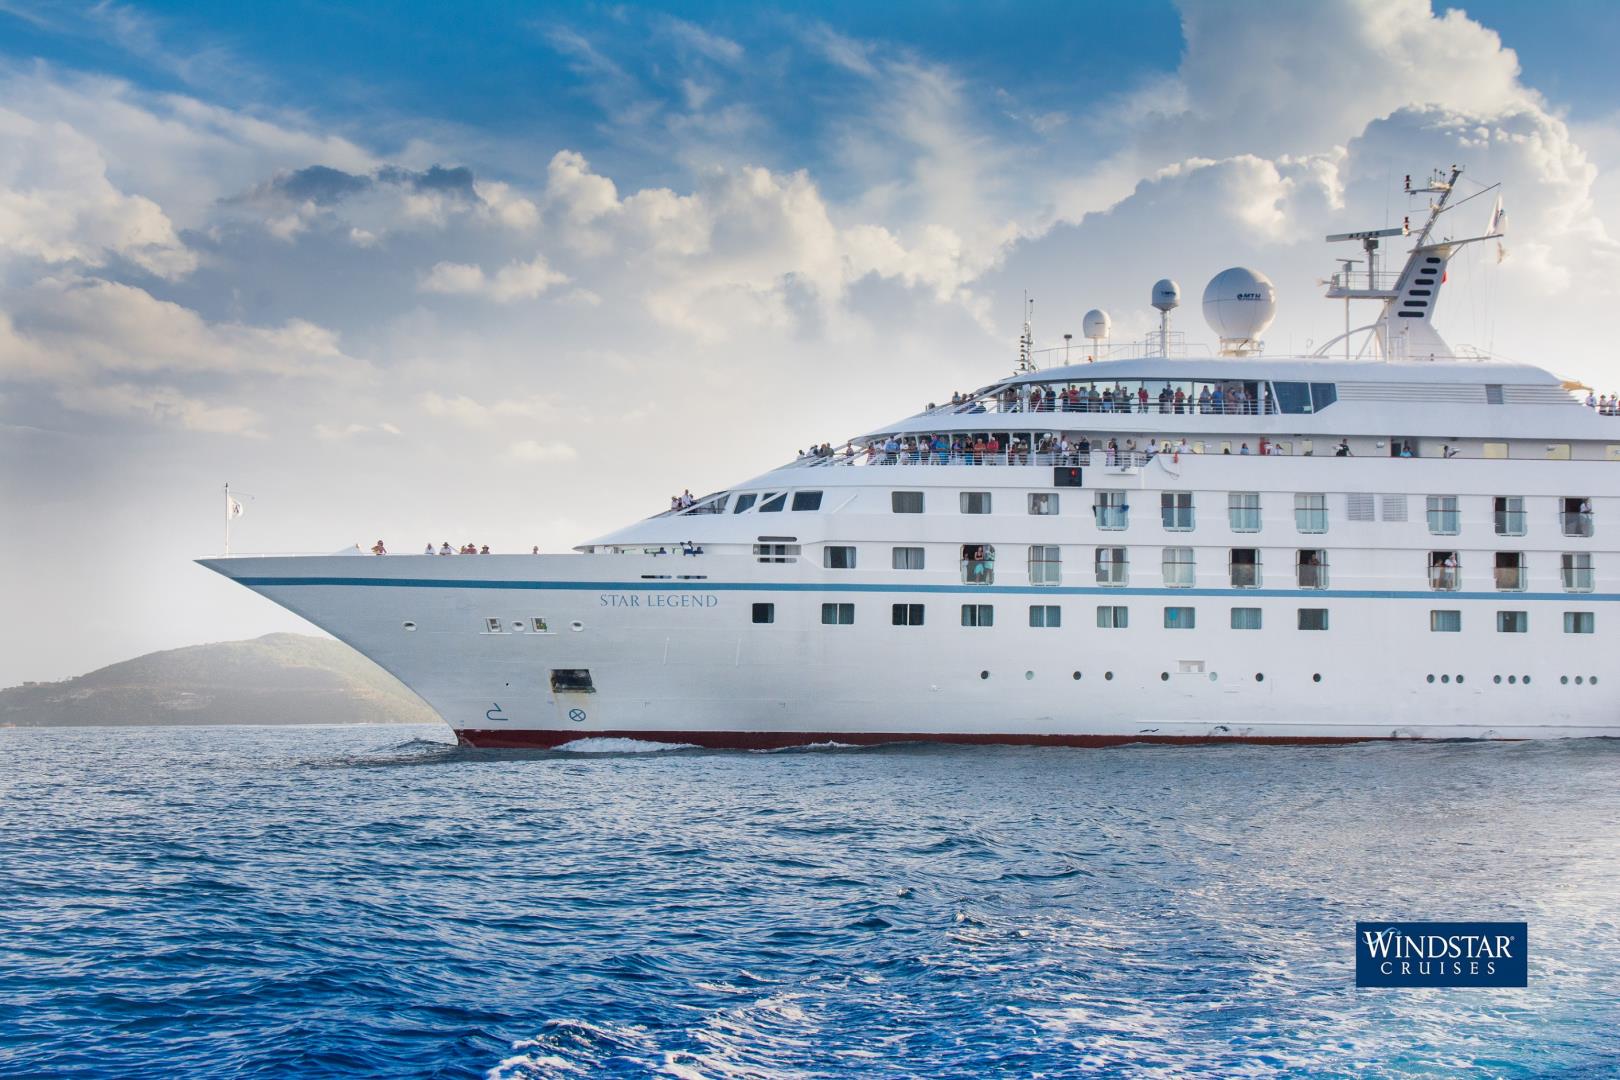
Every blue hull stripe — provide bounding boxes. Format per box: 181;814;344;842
233;576;1620;603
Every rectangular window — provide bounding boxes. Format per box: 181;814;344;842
1298;608;1329;631
531;618;550;633
961;603;994;627
1564;611;1595;635
823;545;857;569
759;492;786;512
732;493;758;513
1094;490;1129;530
1296;549;1328;589
1494;552;1525;591
1496;610;1528;634
1161;491;1195;531
1494;496;1525;536
1028;492;1059;516
891;603;924;626
1163;606;1196;629
1095;546;1128;586
485;617;503;633
1428;551;1460;591
752;602;775;624
960;491;992;514
1430;609;1461;633
1426;495;1460;535
1295;493;1328;533
892;491;924;514
892;546;925;570
1562;496;1593;537
821;602;854;625
1562;553;1594;592
961;544;995;584
1229;548;1260;589
1228;491;1261;532
1028;545;1062;586
1029;604;1061;628
791;491;823;511
1162;546;1195;588
754;543;800;563
1230;607;1262;630
1096;605;1129;629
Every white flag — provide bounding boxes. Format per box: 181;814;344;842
228;496;244;519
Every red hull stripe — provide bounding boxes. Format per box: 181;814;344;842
454;728;1394;750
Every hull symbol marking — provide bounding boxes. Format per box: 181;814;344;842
486;703;507;722
568;708;588;723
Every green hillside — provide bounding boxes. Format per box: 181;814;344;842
0;634;442;728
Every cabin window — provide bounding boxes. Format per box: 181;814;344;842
1094;490;1129;530
1428;551;1461;591
1028;492;1059;515
821;603;854;626
1028;545;1061;586
1298;608;1329;631
824;546;857;569
1095;547;1128;587
1029;605;1061;628
1562;497;1593;536
1494;496;1525;536
484;617;503;633
961;604;994;627
1230;607;1262;630
1162;547;1195;588
892;491;924;514
1562;553;1594;592
1494;552;1525;591
892;546;925;570
1426;496;1460;535
1096;605;1129;628
961;544;995;585
1496;611;1528;634
754;542;800;563
758;492;786;512
892;603;924;626
1229;548;1261;588
732;493;757;513
1161;491;1195;531
1565;611;1595;635
791;491;823;511
1296;549;1328;589
1430;610;1461;633
960;491;992;515
752;603;775;624
531;618;550;633
1228;492;1261;532
1163;606;1196;630
1295;493;1328;533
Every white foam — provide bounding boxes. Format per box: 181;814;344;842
552;737;696;754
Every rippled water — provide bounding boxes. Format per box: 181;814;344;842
2;725;1618;1078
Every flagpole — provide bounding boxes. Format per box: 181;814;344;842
224;482;231;556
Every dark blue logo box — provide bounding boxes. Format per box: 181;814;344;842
1356;921;1528;987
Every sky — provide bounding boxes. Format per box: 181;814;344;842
4;0;1620;684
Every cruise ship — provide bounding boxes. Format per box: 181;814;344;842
204;168;1620;747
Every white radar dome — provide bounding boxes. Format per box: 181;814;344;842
1151;279;1181;313
1202;267;1277;354
1082;308;1111;341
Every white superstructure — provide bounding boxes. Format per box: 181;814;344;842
204;167;1620;748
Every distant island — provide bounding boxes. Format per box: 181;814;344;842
0;634;442;728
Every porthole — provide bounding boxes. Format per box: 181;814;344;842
1523;675;1532;685
1562;676;1570;685
511;620;526;632
1024;670;1035;681
570;620;585;632
980;670;990;680
1160;672;1170;682
1255;673;1265;682
1456;675;1464;685
1592;676;1600;686
1208;672;1218;682
1494;675;1503;684
1312;673;1322;683
1508;676;1517;685
1104;671;1114;681
402;621;417;631
1426;674;1435;684
1441;675;1450;684
1072;671;1082;681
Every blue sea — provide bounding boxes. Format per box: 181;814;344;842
2;726;1618;1079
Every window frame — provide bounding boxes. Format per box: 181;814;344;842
1028;604;1062;628
1161;546;1196;588
960;603;995;628
1160;491;1195;532
1163;606;1197;630
1294;493;1328;534
1297;608;1330;631
1429;609;1461;633
1027;545;1062;586
1496;610;1528;634
1095;546;1129;587
891;491;924;514
1228;491;1261;533
1096;604;1129;629
891;546;926;570
1295;549;1329;589
1425;495;1460;536
823;545;857;570
820;602;855;626
1230;606;1262;630
891;603;925;626
959;491;993;515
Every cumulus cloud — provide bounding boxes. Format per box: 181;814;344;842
54;381;262;435
419;255;570;302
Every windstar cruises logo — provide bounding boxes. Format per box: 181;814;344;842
1355;921;1528;987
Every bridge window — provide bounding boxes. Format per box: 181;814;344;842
732;493;757;513
791;491;823;511
759;492;786;512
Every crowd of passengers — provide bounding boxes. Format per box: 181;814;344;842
857;433;1349;466
940;382;1276;415
1585;392;1620;415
